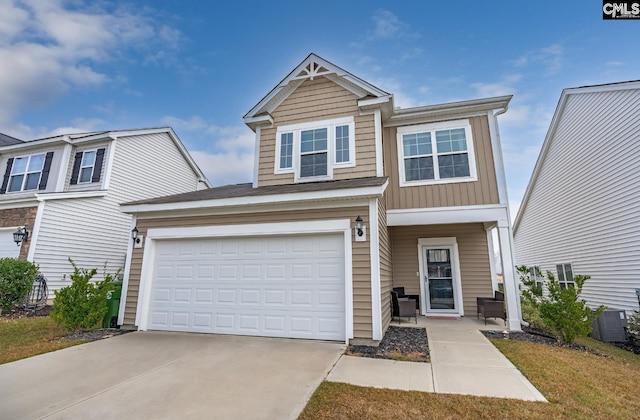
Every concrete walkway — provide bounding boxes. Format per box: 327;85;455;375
327;317;547;401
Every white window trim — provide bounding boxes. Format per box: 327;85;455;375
8;153;45;193
556;263;575;288
77;149;98;184
396;119;477;187
274;116;355;181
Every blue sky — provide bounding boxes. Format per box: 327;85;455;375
1;1;638;217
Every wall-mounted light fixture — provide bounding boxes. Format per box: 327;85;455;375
13;227;28;246
131;227;143;248
354;215;366;242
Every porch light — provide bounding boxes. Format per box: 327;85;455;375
13;227;28;246
131;227;141;245
355;216;364;237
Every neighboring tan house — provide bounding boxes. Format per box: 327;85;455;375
0;127;210;295
514;80;640;314
120;54;520;344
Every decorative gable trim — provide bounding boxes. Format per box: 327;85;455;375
244;53;391;129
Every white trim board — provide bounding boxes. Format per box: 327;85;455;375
134;219;355;343
368;198;382;340
387;205;510;226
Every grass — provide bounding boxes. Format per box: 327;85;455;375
299;339;640;419
0;317;84;365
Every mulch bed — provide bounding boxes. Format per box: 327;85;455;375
2;305;132;342
347;326;430;363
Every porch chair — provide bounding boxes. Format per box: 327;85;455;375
391;290;417;324
476;290;506;325
392;287;420;310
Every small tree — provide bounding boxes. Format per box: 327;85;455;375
0;258;39;314
517;265;605;343
51;260;118;331
628;310;640;341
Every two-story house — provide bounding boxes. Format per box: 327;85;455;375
119;54;520;344
0;127;209;295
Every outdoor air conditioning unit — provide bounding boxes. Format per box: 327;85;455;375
591;309;628;342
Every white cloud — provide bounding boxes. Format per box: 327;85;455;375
161;115;255;186
368;9;420;41
368;77;419;109
512;43;565;75
471;73;521;98
0;0;182;131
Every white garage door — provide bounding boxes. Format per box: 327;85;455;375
147;234;345;341
0;229;20;259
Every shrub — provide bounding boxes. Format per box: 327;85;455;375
51;260;119;331
628;310;640;341
0;258;39;314
517;265;605;343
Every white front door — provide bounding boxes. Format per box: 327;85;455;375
419;240;463;315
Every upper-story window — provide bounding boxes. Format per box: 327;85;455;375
275;116;355;182
70;148;106;185
8;154;45;192
397;119;477;187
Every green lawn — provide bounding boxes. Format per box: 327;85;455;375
0;317;84;365
299;338;640;419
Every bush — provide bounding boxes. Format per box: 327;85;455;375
628;310;640;341
51;260;119;331
0;258;39;314
517;265;605;343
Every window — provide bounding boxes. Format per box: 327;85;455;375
556;263;574;289
397;120;476;187
529;267;543;291
274;116;355;181
79;150;97;183
8;154;45;192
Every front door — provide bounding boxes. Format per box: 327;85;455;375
423;246;459;313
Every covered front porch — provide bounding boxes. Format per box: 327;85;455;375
385;206;520;331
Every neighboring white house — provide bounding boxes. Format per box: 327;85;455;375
513;81;640;314
0;127;210;295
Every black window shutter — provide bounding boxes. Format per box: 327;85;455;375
38;152;54;190
92;148;105;183
70;152;82;185
0;158;14;194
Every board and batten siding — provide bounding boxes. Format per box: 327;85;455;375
383;115;500;210
390;223;493;316
258;77;377;187
34;132;201;294
514;88;640;313
124;206;374;339
378;194;393;333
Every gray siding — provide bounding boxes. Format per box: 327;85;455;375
514;87;640;313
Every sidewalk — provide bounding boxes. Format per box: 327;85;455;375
327;317;547;401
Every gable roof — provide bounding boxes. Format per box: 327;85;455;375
0;133;23;146
244;53;393;130
0;127;211;188
513;80;640;232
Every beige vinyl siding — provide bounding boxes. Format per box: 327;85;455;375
66;141;110;192
258;77;377;186
390;223;493;316
384;116;499;209
378;195;393;333
34;132;201;295
514;88;640;313
124;206;374;339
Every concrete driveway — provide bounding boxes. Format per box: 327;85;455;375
0;331;344;419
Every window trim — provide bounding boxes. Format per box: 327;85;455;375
7;153;46;193
274;116;355;181
396;119;477;187
556;263;575;289
78;150;98;184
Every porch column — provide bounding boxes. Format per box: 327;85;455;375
497;221;522;331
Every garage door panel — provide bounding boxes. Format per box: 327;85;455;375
148;234;345;340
